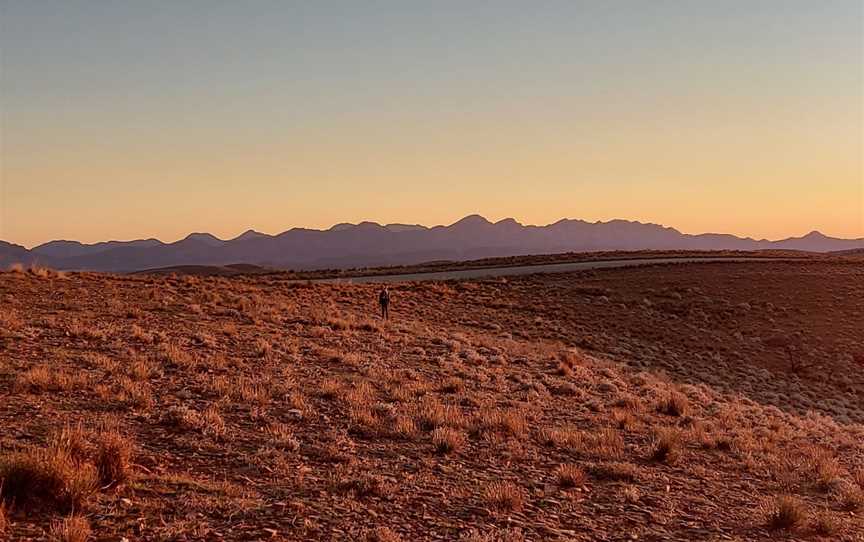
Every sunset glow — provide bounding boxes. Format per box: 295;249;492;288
1;1;861;247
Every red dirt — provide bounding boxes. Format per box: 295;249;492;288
0;260;862;541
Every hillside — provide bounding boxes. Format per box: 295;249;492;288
0;261;862;540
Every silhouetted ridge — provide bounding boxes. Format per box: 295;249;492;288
3;215;862;272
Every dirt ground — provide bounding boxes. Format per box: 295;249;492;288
1;260;862;541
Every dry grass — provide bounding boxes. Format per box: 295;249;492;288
336;473;395;500
0;448;97;513
590;428;625;459
318;378;343;400
621;485;640;503
14;366;83;393
255;337;272;358
555;464;586;488
160;343;197;368
362;526;403;542
416;399;465;431
1;263;862;539
590;462;639;482
650;427;684;464
439;377;464;394
656;390;689;417
93;430;133;487
391;416;418;439
484;481;525;512
116;377;154;409
853;467;864;490
0;308;22;331
538;426;582;449
127;356;159;381
834;482;864;511
611;408;637;430
266;423;301;451
0;500;7;535
472;408;527;438
50;515;91;542
431;427;465;454
812;451;843;491
810;508;838;536
764;495;806;531
50;424;89;463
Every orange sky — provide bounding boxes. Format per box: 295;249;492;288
1;1;861;247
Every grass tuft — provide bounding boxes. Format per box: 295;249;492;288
431;427;465;454
0;448;97;513
555;464;586;488
484;481;525;512
50;515;91;542
764;495;806;531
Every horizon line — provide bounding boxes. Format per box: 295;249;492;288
5;214;862;250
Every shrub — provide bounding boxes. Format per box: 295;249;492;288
50;515;91;542
810;508;838;536
93;430;133;487
764;495;806;531
255;338;272;358
484;481;525;512
127;356;159;381
50;424;89;463
590;462;638;482
650;427;683;464
656;390;689;417
592;428;625;459
266;423;300;451
621;485;640;503
0;448;97;513
416;400;464;431
439;377;463;394
431;427;465;454
611;408;637;430
472;408;527;438
391;415;418;439
555;464;586;488
538;426;582;448
318;378;343;400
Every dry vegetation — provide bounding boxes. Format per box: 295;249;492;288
0;260;862;540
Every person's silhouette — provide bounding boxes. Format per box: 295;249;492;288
378;287;390;320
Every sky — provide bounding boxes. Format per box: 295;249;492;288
1;1;862;248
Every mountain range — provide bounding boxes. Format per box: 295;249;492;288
2;215;862;273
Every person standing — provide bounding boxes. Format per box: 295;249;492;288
378;286;390;320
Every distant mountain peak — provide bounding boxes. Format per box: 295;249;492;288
451;214;492;227
233;229;267;242
385;223;426;232
329;223;355;232
182;233;223;245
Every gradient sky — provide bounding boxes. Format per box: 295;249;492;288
1;1;862;247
